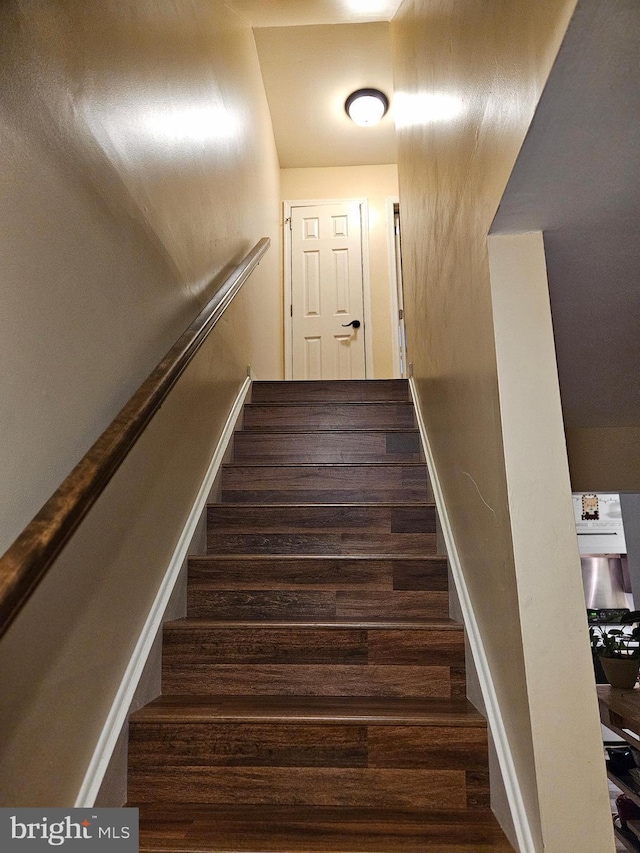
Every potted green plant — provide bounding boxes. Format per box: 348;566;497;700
591;613;640;689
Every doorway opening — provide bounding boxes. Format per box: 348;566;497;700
284;198;373;380
388;201;409;378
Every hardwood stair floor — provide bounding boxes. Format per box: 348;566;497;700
128;379;513;852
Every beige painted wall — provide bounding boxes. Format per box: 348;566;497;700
567;426;640;492
488;232;613;851
0;0;281;804
0;0;282;559
281;165;399;378
393;1;612;850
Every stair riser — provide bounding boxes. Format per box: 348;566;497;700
128;767;466;809
163;664;464;699
163;627;465;666
207;504;436;555
242;403;416;431
186;589;450;620
133;803;512;852
129;722;488;770
208;533;437;556
134;804;511;852
188;557;449;591
162;627;465;698
128;767;487;810
221;464;428;504
251;380;410;403
208;504;434;533
232;431;421;463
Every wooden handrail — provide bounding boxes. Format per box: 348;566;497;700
0;237;270;639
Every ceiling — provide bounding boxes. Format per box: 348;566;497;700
254;22;396;168
223;0;400;169
491;0;640;430
223;0;404;27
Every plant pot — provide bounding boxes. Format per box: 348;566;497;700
599;655;640;689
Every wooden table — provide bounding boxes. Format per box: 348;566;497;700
598;685;640;850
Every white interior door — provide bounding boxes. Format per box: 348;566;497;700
290;201;366;380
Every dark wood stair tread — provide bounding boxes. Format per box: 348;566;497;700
131;695;486;726
222;462;427;468
205;539;437;557
210;501;434;507
189;553;444;561
131;804;514;852
235;427;419;433
190;554;446;564
245;402;415;408
234;428;420;433
165;617;464;631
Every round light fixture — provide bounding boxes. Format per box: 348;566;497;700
345;88;389;127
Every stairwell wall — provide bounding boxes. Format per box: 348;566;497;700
392;2;612;851
0;0;281;805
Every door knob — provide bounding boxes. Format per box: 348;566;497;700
341;320;361;329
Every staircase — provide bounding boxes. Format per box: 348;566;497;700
128;380;513;852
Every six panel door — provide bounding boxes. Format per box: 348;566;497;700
291;202;366;380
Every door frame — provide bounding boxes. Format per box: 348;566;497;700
283;198;374;380
386;196;407;378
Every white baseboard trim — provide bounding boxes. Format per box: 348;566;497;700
409;378;534;853
74;377;252;807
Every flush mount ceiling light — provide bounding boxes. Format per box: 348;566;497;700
345;89;389;127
